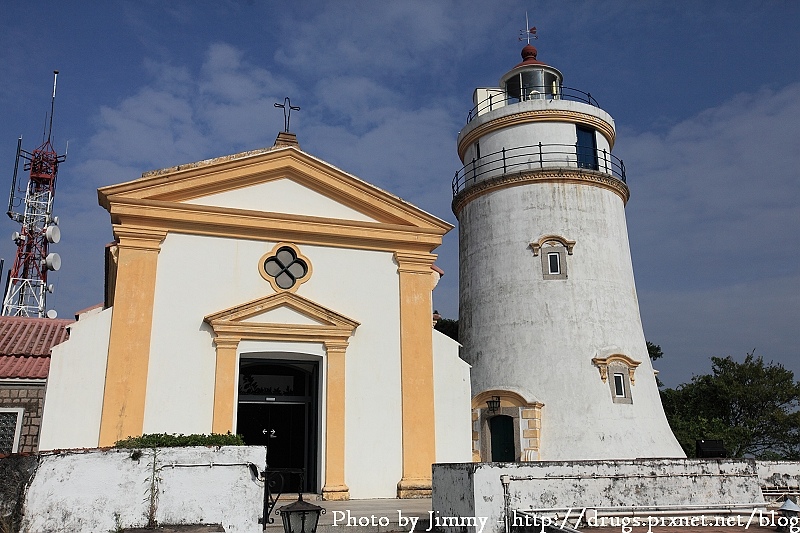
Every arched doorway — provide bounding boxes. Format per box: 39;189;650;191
489;415;515;462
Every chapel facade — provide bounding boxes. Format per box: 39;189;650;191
39;133;472;500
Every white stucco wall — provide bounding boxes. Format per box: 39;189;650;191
757;460;800;487
185;177;378;222
458;179;683;459
433;330;472;463
39;307;112;450
145;231;406;498
433;460;765;533
22;446;265;533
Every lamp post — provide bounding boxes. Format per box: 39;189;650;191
777;498;799;532
277;493;326;533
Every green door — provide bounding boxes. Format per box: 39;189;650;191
490;415;515;462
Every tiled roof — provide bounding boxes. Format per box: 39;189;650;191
0;355;52;379
0;316;73;379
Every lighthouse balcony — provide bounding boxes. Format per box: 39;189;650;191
452;142;626;197
467;84;599;123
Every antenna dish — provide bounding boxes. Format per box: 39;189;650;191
46;309;58;319
47;284;54;294
45;225;61;244
42;253;61;271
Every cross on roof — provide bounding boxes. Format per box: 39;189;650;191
274;97;300;133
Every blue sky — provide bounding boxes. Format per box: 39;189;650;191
0;1;798;387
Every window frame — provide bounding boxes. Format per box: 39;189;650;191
541;245;568;280
613;373;626;397
0;407;24;454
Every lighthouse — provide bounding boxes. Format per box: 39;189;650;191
454;42;685;461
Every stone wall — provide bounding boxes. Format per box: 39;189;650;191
0;383;45;453
757;461;800;488
433;459;765;533
15;446;266;533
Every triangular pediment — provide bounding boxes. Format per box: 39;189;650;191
184;178;379;223
241;304;328;326
98;145;450;231
204;292;359;344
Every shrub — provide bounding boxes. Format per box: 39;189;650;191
114;432;245;448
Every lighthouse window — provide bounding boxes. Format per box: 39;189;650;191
608;364;633;404
576;126;598;170
547;253;560;275
613;374;625;397
541;246;567;280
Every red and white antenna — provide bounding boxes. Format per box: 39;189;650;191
2;70;66;318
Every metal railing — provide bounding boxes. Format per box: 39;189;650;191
452;143;626;197
466;85;599;124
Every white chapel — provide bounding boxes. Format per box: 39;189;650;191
39;132;472;500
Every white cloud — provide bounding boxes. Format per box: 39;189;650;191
622;83;800;385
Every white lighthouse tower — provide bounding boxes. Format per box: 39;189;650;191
454;41;684;461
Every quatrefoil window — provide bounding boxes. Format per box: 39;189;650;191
258;243;312;293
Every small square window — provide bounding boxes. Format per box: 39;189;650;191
613;374;625;397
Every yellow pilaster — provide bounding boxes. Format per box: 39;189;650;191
98;226;167;446
212;337;240;434
394;251;437;498
322;341;350;500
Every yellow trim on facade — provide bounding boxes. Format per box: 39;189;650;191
97;142;450;499
98;227;167;446
258;242;313;293
453;168;630;215
106;198;447;254
204;292;359;500
592;354;642;384
99;147;452;231
394;251;438;499
530;235;576;256
458;109;616;161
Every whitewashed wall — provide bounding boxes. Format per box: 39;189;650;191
22;446;266;533
39;307;112;450
433;459;765;533
145;232;406;498
757;461;800;487
458;178;683;460
433;330;472;464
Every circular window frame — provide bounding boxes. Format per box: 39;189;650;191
258;242;313;293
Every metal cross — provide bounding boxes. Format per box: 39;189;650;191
519;12;538;43
274;97;300;133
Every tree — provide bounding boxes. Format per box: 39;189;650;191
661;352;800;459
434;318;458;342
647;341;663;362
647;341;664;387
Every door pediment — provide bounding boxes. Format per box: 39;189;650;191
204;291;359;344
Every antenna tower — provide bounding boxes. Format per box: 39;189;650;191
2;71;66;318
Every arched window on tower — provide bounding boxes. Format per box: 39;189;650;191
530;235;575;280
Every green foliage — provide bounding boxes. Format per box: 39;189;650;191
434;318;459;342
661;352;800;459
646;341;663;361
114;432;245;449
